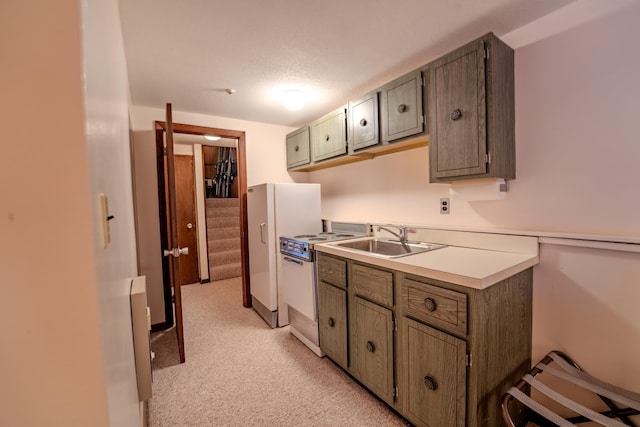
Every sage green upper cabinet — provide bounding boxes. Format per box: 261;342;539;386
285;126;310;169
380;69;425;144
348;90;379;153
310;105;347;163
428;33;515;182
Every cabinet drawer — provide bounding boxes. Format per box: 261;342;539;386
351;264;393;307
402;278;467;336
317;254;347;289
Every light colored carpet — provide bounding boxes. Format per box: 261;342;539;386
149;277;411;426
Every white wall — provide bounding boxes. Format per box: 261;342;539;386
130;106;302;186
310;1;640;390
82;0;143;425
0;0;141;426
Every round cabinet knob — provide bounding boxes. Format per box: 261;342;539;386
325;135;330;142
397;104;408;113
450;108;462;121
294;145;299;152
424;375;438;391
186;223;193;229
328;317;335;327
424;297;437;312
366;341;375;352
359;118;367;127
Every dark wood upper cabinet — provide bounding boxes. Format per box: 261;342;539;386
285;126;310;169
348;90;380;153
310;106;347;162
428;33;515;182
380;69;426;144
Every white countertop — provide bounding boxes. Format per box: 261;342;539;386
315;236;539;290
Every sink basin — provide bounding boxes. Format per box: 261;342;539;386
335;238;446;258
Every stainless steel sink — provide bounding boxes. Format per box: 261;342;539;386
335;238;446;258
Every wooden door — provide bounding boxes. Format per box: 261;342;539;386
174;155;199;286
163;103;186;363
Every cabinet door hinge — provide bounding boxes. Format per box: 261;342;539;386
483;44;489;60
466;353;472;367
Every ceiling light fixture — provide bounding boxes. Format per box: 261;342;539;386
204;135;221;141
283;89;305;111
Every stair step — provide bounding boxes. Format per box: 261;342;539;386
207;216;239;229
206;197;239;209
206;206;240;219
208;238;240;252
207;227;240;240
209;249;241;266
210;263;242;282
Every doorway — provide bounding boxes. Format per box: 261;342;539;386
154;121;252;330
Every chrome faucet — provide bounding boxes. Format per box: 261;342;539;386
377;225;408;244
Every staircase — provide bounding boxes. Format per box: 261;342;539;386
206;197;242;281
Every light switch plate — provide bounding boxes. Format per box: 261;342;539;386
99;193;111;248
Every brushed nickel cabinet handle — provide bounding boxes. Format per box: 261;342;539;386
359;118;367;127
397;104;408;113
366;341;375;352
328;317;335;327
294;145;299;152
451;108;462;121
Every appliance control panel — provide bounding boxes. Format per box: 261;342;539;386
279;237;312;261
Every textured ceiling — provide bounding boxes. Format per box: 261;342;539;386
119;0;576;128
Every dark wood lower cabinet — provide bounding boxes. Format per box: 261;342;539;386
318;281;348;369
317;252;533;427
400;317;466;427
353;296;394;405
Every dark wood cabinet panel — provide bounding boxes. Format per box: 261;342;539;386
318;282;348;369
351;263;393;307
348;90;380;152
285;126;310;168
400;317;466;427
380;69;425;143
429;33;515;182
317;253;347;289
352;296;394;404
310;106;347;162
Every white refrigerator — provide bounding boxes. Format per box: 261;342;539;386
247;183;322;328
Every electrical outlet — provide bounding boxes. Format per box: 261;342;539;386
440;198;450;214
